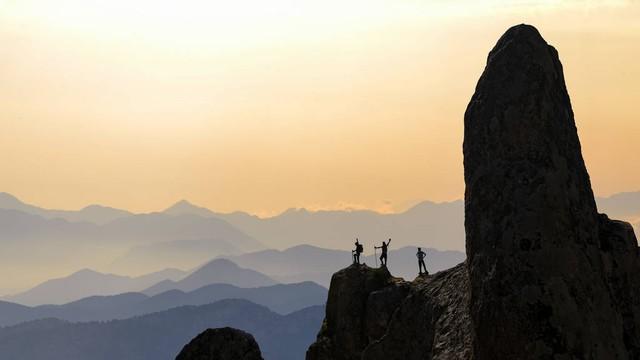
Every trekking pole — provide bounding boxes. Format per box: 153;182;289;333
374;246;378;267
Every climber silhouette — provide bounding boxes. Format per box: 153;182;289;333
353;239;364;264
417;247;428;275
375;239;391;266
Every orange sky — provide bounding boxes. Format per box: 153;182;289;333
0;0;638;216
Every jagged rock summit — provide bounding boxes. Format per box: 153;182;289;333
306;24;640;360
306;263;471;360
176;327;264;360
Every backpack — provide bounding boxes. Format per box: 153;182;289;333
357;244;363;253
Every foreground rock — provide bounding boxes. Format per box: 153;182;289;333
464;24;640;359
306;23;640;360
176;327;264;360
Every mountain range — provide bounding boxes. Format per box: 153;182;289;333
141;258;278;296
6;246;463;306
0;200;263;289
3;190;637;250
5;259;277;306
0;191;636;290
0;281;326;327
4;268;185;306
0;299;324;360
0;193;132;225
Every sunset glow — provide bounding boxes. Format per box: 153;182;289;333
1;0;639;215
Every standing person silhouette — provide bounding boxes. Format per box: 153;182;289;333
375;239;391;267
353;239;363;264
417;247;428;275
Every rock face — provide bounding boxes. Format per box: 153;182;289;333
306;263;471;360
464;24;640;359
305;264;409;360
176;327;264;360
306;23;640;360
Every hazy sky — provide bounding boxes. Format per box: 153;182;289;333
1;0;638;216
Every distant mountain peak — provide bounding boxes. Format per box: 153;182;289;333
164;200;215;217
0;192;21;202
80;204;125;211
73;268;102;276
199;258;240;270
0;192;29;209
175;199;195;207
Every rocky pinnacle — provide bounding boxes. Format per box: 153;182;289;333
464;24;640;359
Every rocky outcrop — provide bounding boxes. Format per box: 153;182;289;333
306;263;471;360
464;24;640;359
305;264;410;360
176;327;264;360
306;23;640;360
362;263;472;360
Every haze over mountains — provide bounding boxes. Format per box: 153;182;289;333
4;268;185;306
220;244;465;287
141;259;278;296
0;194;263;289
173;199;465;252
0;191;637;291
4;245;464;307
0;193;132;225
5;259;277;306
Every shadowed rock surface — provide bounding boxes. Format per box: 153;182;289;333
305;264;408;360
362;263;472;360
305;263;471;360
176;327;263;360
306;23;640;360
464;23;640;359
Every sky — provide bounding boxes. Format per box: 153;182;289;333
0;0;638;216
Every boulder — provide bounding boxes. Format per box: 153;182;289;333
176;327;264;360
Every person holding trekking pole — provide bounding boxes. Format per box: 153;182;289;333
352;239;363;264
374;238;391;267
